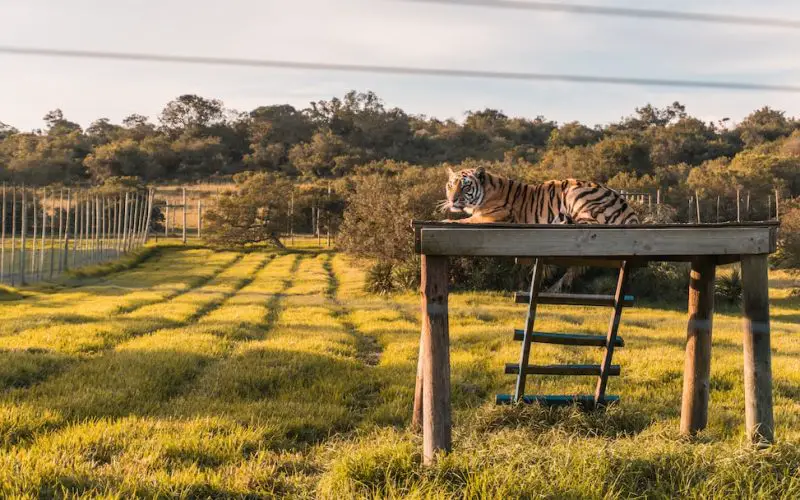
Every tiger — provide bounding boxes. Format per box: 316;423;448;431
440;166;639;225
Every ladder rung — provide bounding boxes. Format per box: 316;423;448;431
505;363;620;376
514;292;635;307
513;329;624;347
544;258;626;269
495;394;620;407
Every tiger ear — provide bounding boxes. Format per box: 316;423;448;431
475;166;486;182
447;167;456;177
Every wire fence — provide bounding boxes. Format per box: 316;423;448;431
0;185;154;286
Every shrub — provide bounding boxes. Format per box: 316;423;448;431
715;267;743;304
391;257;420;291
775;199;800;269
364;261;395;295
203;171;293;248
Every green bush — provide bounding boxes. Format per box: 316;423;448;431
364;261;395;295
391;257;420;291
715;267;743;304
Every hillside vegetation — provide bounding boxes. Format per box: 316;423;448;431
0;246;797;497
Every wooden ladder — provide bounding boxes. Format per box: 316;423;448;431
496;258;635;409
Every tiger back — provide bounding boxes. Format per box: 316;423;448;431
443;167;639;225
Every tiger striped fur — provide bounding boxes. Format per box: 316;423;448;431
441;166;639;225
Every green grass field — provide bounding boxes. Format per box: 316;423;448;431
0;246;798;498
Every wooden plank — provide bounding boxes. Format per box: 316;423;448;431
515;292;635;307
741;254;774;446
496;394;619;407
513;329;624;347
421;255;451;464
505;364;620;376
419;226;776;257
412;220;779;230
680;256;716;436
515;259;544;402
595;262;632;405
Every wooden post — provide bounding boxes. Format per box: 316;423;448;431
740;254;774;445
182;187;187;245
327;182;332;248
197;200;202;239
516;259;544;401
165;204;170;237
656;189;661;220
85;198;91;263
420;255;451;464
680;256;716;435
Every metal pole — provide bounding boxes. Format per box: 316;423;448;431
736;188;741;222
10;187;16;286
122;192;130;253
182;187;187;244
0;183;5;283
63;189;71;271
31;190;38;276
20;186;26;285
40;189;47;280
695;190;701;224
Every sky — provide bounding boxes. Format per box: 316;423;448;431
0;0;798;131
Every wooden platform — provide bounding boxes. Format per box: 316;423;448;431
410;221;779;465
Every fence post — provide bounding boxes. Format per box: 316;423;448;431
31;190;38;276
64;189;71;271
116;195;123;256
122;192;130;253
20;186;26;285
10;187;16;286
736;188;741;222
695;190;701;224
197;200;202;239
143;189;154;244
1;183;5;284
182;187;187;245
40;189;47;280
73;192;81;267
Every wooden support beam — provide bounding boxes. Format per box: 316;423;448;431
421;255;451;465
680;256;716;436
412;330;424;431
417;225;776;257
741;254;774;446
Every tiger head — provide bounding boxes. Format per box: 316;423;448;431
444;166;486;213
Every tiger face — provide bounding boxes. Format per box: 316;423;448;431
445;167;486;213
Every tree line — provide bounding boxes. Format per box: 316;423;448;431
1;91;797;196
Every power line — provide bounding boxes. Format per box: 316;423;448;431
401;0;800;30
2;46;799;93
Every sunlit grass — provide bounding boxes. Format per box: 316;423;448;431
0;247;796;497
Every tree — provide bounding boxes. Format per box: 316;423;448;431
203;171;294;248
159;94;224;137
737;107;793;147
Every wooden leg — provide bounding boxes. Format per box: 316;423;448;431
680;256;716;435
412;329;423;431
421;255;451;464
741;254;774;445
